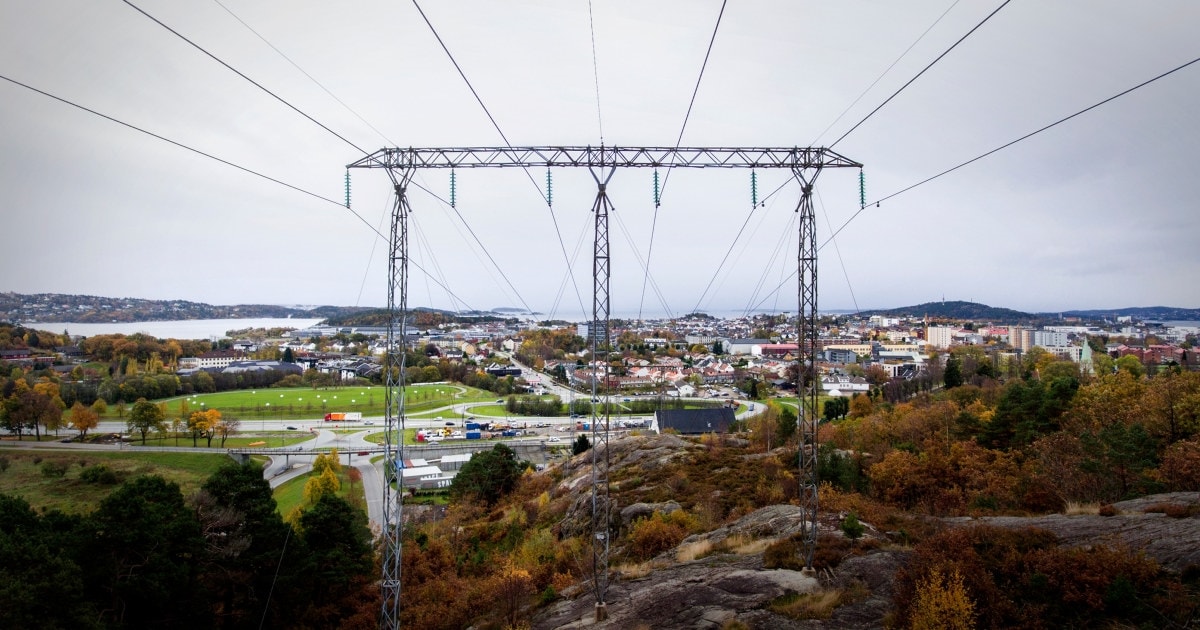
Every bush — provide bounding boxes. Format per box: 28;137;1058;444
891;525;1192;629
841;512;865;540
80;464;120;485
40;460;69;478
627;512;691;561
0;456;9;473
763;536;807;570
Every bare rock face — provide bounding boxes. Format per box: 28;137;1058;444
534;554;819;629
620;501;682;527
944;492;1200;573
556;434;701;539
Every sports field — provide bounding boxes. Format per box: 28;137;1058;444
148;383;492;421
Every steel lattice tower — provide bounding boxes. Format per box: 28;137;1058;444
588;165;616;621
793;168;821;570
346;146;860;624
380;167;414;629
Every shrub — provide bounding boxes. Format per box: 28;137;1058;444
32;455;42;465
909;568;975;630
892;525;1192;629
80;464;120;485
841;512;865;540
627;512;689;561
0;455;9;473
763;536;806;570
40;460;69;478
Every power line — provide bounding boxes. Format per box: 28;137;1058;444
0;73;382;239
690;201;763;315
588;0;604;144
812;0;962;146
824;53;1200;248
208;0;532;314
411;0;587;317
210;0;397;149
0;73;482;310
816;189;861;314
121;0;369;155
640;0;727;320
746;53;1200;312
829;0;1011;149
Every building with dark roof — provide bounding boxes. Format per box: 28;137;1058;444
651;407;736;435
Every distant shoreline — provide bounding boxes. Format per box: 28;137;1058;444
23;318;326;340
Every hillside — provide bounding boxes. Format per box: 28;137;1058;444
858;300;1038;322
0;292;374;324
857;300;1200;323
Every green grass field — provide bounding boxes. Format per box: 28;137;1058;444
0;450;228;514
117;383;493;421
272;465;365;519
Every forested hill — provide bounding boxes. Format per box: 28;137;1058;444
322;307;522;327
858;301;1038;322
858;300;1200;323
0;292;372;324
1062;306;1200;321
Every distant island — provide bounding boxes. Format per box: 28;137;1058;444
856;300;1200;324
0;292;530;326
3;292;1196;326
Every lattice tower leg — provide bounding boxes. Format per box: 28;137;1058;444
793;168;822;570
589;165;615;621
381;168;414;630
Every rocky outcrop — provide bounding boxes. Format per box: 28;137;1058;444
945;492;1200;573
534;553;819;629
620;501;682;527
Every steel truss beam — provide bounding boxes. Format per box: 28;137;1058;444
347;145;860;171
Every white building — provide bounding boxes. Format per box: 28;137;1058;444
925;326;955;349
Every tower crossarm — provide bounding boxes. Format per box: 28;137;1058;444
348;146;861;171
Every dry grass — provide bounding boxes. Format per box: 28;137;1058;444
615;561;655;579
770;589;845;620
1143;502;1196;518
675;539;713;562
769;582;870;620
1064;501;1101;515
727;535;775;555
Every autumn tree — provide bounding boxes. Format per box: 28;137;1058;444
304;467;340;505
68;401;99;438
748;403;780;451
215;416;240;447
189;409;223;447
489;557;535;627
908;568;975;630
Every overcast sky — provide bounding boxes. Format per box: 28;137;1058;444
2;1;1197;320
